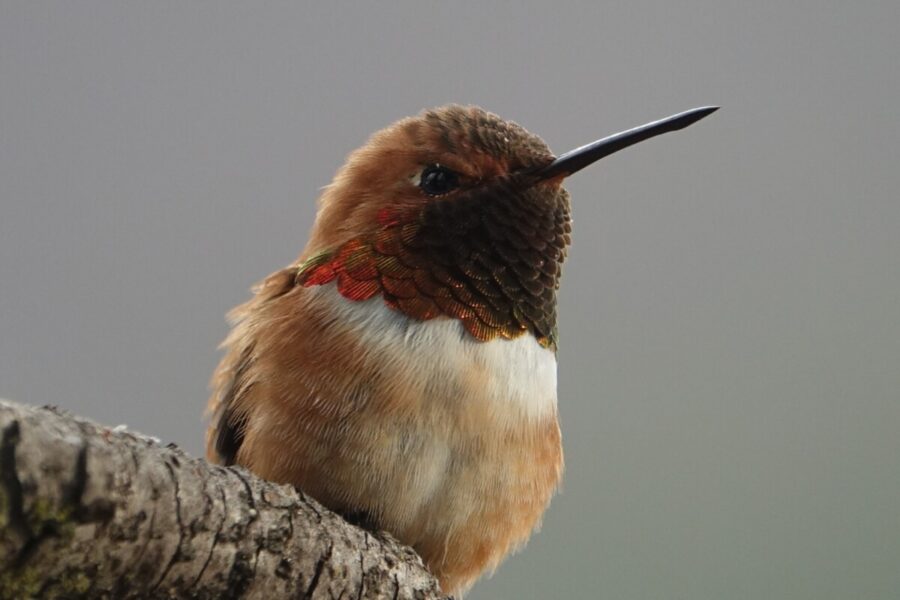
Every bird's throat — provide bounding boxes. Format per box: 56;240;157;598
297;181;571;349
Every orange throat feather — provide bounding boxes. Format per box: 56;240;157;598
296;176;571;350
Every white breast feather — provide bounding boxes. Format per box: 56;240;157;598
310;283;558;423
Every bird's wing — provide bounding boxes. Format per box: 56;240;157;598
206;266;299;464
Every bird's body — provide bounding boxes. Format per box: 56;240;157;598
213;278;562;592
206;104;716;595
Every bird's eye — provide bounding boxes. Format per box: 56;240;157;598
419;165;460;197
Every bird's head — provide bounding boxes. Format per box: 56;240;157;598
306;105;560;252
297;105;717;348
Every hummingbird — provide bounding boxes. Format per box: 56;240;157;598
206;104;717;595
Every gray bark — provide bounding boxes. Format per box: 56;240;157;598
0;399;446;599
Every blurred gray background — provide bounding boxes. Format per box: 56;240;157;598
2;2;899;598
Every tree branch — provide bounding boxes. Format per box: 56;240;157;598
0;399;446;599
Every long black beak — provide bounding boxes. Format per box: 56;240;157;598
538;106;719;180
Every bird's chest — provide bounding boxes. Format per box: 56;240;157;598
304;285;561;527
316;282;558;425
